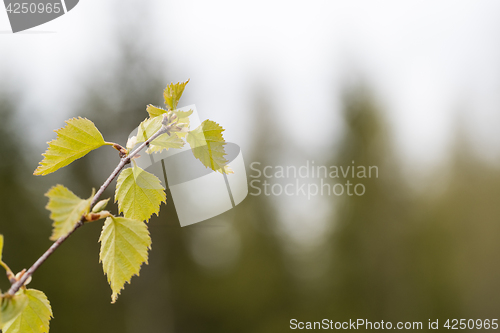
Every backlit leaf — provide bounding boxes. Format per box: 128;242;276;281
139;109;192;146
45;185;92;241
99;217;151;303
173;109;192;124
163;80;189;110
115;166;166;222
136;116;162;144
146;105;167;118
186;120;229;173
2;289;52;333
0;291;28;328
34;117;105;176
147;133;185;154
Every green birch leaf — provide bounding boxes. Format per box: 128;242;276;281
0;291;28;328
146;105;167;118
2;289;52;333
45;185;93;241
140;109;192;145
136;116;162;144
34;117;106;176
99;217;151;303
163;80;189;110
136;115;186;153
173;109;192;124
186;120;229;173
147;133;185;154
115;166;166;222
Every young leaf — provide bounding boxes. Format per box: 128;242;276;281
92;198;110;213
115;166;166;222
99;217;151;303
0;291;28;328
138;110;192;145
146;105;167;118
45;185;92;241
173;109;192;125
136;116;162;143
163;79;189;110
147;133;185;154
34;117;106;176
186;120;229;173
172;109;193;138
126;136;137;151
2;289;52;333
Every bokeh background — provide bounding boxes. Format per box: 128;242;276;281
1;1;500;332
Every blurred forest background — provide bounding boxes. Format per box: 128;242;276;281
2;2;500;333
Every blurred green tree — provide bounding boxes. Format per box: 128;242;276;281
326;87;436;323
